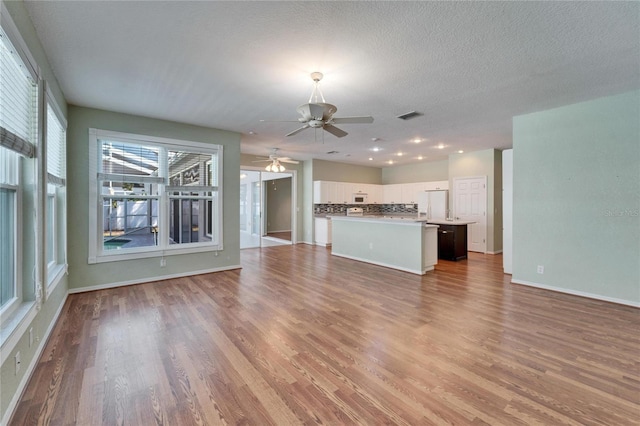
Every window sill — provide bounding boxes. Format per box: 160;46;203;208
88;243;223;264
0;301;37;365
46;263;67;298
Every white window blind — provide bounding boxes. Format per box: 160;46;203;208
46;102;66;185
0;27;37;158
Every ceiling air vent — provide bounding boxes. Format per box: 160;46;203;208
396;111;423;120
326;151;339;154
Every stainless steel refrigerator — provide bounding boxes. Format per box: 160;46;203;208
418;190;449;220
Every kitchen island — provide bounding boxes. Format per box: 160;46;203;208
426;219;475;261
330;216;438;275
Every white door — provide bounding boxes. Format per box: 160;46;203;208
454;176;487;253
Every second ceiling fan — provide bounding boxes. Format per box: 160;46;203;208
264;72;374;138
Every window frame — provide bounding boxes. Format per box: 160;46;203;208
88;128;224;264
44;91;67;294
0;4;39;323
0;180;22;322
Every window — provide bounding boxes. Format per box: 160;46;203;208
0;22;38;320
88;129;223;263
45;97;67;289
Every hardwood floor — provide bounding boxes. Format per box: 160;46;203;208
265;231;291;241
10;245;640;425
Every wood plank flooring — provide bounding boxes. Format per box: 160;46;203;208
10;245;640;425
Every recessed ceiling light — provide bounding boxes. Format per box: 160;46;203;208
397;152;403;156
417;156;424;160
372;147;380;152
437;144;445;149
412;138;422;143
388;160;394;165
458;150;464;154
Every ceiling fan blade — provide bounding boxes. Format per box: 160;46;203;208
323;124;348;138
330;116;374;124
280;159;299;164
285;124;310;137
251;159;272;163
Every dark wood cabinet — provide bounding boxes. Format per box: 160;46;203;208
435;224;468;261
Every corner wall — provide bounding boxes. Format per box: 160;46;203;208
448;149;502;253
1;1;69;422
512;90;640;305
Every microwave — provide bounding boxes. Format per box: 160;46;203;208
352;193;368;204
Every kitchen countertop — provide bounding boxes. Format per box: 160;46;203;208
330;215;438;224
424;219;475;225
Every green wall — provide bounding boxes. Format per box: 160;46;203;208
381;159;449;184
448;149;503;253
66;106;242;291
512;90;640;305
265;177;292;232
312;159;382;183
1;0;69;422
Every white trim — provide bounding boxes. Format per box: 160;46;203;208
486;250;503;255
45;263;66;298
1;291;68;426
331;252;432;275
511;279;640;308
68;265;242;294
90;128;220;152
89;129;224;263
0;1;40;81
0;301;37;365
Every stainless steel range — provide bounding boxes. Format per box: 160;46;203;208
346;207;364;217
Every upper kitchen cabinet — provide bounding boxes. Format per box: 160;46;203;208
423;180;449;191
314;181;353;204
383;184;403;204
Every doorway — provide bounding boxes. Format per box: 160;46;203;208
453;176;487;253
240;169;296;249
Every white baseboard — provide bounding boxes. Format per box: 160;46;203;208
511;278;640;308
68;265;242;294
331;252;427;275
487;250;503;255
2;292;69;426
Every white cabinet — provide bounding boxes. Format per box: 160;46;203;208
401;182;424;204
334;182;351;204
314;217;332;246
383;184;403;204
367;184;383;204
423;180;449;191
314;181;347;204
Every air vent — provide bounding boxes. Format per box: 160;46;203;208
396;111;423;120
326;150;339;154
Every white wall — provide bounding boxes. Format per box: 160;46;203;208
512;90;640;306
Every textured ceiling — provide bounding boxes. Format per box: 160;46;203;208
24;1;640;167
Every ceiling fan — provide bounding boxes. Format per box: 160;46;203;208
262;72;374;138
252;148;299;172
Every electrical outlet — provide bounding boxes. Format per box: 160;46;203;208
29;328;33;347
537;265;544;274
15;351;21;374
369;242;373;250
160;258;166;267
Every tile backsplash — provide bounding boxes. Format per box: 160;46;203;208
314;204;418;215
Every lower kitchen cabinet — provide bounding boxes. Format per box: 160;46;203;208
314;217;332;247
436;224;468;261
